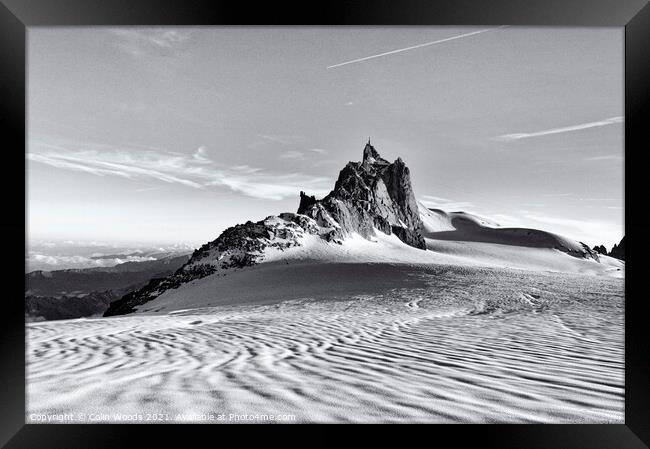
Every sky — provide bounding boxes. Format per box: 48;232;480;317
28;27;624;250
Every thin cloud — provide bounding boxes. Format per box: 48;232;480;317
281;148;328;158
192;146;211;163
541;193;574;197
28;140;331;201
495;116;623;142
522;213;622;246
109;29;192;56
134;186;163;193
486;213;524;227
256;134;303;145
279;150;305;159
540;192;621;201
230;165;262;174
28;152;204;189
28;253;156;269
523;213;604;230
578;197;620;202
419;195;475;211
210;175;329;201
327;27;507;69
584;154;623;162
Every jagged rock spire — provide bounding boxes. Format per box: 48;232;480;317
297;191;317;215
299;141;426;249
363;140;381;162
609;236;625;260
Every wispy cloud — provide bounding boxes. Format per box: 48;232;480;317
230;165;262;175
278;148;327;159
522;213;600;229
28;151;204;189
419;195;475;211
486;213;524;227
109;29;192;56
192;145;211;163
541;192;573;197
28;253;157;270
327;27;507;69
578;197;620;202
279;150;306;159
584;154;623;162
521;213;622;246
256;134;303;146
539;192;621;202
134;186;163;193
28;139;331;201
495;116;623;142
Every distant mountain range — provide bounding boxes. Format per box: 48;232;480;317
104;143;621;317
25;254;190;321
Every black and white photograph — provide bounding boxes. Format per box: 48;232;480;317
25;25;625;424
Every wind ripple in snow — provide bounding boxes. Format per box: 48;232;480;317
27;269;624;423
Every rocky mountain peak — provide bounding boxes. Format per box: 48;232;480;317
299;142;426;249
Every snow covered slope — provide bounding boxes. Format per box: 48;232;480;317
420;205;595;256
419;204;622;276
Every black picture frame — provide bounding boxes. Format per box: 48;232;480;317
1;0;648;447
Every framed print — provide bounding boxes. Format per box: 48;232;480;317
1;0;648;446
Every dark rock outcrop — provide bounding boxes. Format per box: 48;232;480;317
592;245;608;255
105;213;335;316
297;191;317;213
609;236;625;261
26;291;116;322
591;237;625;261
578;242;600;261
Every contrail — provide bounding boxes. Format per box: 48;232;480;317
327;26;507;69
495;116;624;142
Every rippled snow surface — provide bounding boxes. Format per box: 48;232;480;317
27;266;624;423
